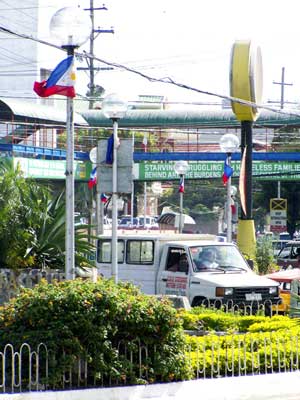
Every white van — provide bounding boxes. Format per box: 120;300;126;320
96;232;280;309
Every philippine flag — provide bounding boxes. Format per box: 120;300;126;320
222;157;233;185
178;176;184;193
33;56;76;98
101;193;108;203
88;167;97;189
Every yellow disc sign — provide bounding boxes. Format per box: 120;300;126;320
230;40;263;121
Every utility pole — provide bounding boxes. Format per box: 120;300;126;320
273;67;293;109
80;1;114;109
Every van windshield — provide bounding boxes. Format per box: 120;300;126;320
190;245;249;272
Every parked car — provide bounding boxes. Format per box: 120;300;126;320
272;239;290;257
137;216;159;229
276;240;300;269
118;216;139;229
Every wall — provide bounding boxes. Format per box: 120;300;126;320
0;269;64;304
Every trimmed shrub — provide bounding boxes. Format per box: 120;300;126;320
179;306;297;333
0;278;192;387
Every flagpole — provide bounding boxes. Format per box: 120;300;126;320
226;154;232;243
49;7;91;281
111;119;118;282
65;45;75;280
174;160;189;234
179;174;184;233
102;93;128;284
220;134;239;243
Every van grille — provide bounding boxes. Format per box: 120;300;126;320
233;287;271;302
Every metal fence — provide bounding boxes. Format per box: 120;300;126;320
1;334;300;393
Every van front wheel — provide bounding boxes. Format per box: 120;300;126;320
192;297;209;308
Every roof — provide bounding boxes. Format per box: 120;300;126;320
97;232;216;241
265;268;300;282
0;97;87;126
81;108;300;129
157;212;196;225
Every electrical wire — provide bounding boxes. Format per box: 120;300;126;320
1;23;300;119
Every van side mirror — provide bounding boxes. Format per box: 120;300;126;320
247;259;254;270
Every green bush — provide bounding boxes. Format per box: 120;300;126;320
179;307;297;333
255;236;278;274
0;278;192;386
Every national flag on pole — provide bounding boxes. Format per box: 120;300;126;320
239;147;247;215
222;157;233;185
178;176;184;193
105;134;114;164
105;134;120;164
88;167;97;189
33;56;76;98
101;193;108;203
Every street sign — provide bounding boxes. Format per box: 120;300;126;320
134;161;300;181
97;139;133;193
270;198;287;233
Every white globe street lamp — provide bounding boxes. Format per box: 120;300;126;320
174;160;189;233
219;133;240;242
102;93;128;283
49;7;91;280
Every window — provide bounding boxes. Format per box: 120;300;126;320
166;248;186;271
126;240;154;264
97;239;124;263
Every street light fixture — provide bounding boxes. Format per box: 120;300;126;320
102;93;128;283
174;160;189;233
49;7;91;280
220;133;240;242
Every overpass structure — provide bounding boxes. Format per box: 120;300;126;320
1;97;300;181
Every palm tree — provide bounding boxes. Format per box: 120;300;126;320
25;191;96;270
0;160;95;270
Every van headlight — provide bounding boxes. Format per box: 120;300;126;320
269;286;278;296
216;287;233;297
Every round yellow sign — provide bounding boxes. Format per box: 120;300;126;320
230;40;263;121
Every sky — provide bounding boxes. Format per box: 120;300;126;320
75;0;300;108
2;0;300;108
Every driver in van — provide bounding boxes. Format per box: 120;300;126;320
195;248;219;270
168;253;188;272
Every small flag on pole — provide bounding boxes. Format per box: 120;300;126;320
239;147;247;215
105;134;120;164
101;193;108;203
105;134;114;164
178;176;184;193
222;157;233;185
88;167;97;189
33;56;76;98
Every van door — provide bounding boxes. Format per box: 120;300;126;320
157;247;190;297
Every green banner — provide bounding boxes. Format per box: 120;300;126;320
14;157;91;180
135;161;300;181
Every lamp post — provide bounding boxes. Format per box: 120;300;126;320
49;7;91;280
102;93;128;283
220;133;240;243
174;160;189;233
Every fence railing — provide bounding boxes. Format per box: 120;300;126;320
1;334;300;393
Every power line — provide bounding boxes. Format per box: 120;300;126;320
2;22;300;119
